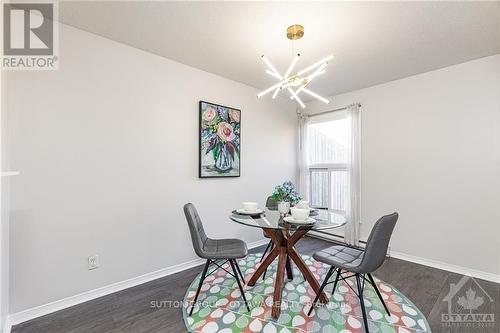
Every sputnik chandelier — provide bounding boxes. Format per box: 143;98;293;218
257;24;333;109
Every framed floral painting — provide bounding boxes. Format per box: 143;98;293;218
199;101;241;178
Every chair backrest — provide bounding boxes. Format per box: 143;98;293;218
358;212;398;273
183;203;209;258
266;196;278;210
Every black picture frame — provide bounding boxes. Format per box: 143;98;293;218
199;101;241;178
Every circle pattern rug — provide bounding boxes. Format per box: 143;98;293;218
183;253;431;333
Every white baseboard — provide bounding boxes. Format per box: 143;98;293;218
2;317;11;333
308;231;369;248
308;231;345;242
390;251;500;284
2;325;10;333
5;239;269;330
309;232;499;283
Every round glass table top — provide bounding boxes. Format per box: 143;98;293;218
229;209;346;231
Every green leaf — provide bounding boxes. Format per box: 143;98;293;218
212;143;220;161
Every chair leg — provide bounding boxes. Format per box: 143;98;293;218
229;259;250;312
189;259;210;316
367;273;390;316
307;266;336;316
356;274;370;333
262;242;274;280
285;255;293;280
331;268;341;296
260;240;272;262
234;259;246;284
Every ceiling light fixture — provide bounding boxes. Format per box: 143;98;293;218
257;24;333;108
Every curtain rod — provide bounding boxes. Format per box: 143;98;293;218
306;103;361;118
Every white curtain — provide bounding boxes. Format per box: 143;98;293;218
344;104;362;246
298;114;310;200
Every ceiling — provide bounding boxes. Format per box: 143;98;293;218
59;1;500;100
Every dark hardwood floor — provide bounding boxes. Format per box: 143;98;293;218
12;237;500;333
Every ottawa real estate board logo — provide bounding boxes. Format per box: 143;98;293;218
441;276;497;332
2;1;58;70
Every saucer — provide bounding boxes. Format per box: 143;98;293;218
283;216;316;224
235;208;264;216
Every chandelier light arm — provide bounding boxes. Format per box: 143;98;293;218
284;53;300;79
307;62;328;80
272;87;280;99
265;69;282;80
257;78;288;98
261;55;282;79
293;96;306;109
287;88;305;109
306;68;327;80
289;85;305;99
297;54;334;76
302;88;330;104
313;70;326;77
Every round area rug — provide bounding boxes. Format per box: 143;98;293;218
183;253;431;333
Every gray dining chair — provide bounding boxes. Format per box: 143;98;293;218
308;212;399;333
184;203;250;315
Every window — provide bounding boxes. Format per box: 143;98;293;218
307;113;349;214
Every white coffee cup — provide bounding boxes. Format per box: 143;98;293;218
296;200;310;209
242;202;259;212
291;207;310;221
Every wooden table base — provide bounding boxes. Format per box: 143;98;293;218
247;227;328;319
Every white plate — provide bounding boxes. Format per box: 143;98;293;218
236;208;264;215
283;216;316;224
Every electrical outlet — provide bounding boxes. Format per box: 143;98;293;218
88;255;99;270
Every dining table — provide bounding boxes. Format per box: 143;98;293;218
229;208;346;319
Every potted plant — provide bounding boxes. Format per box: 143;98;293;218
271;181;301;215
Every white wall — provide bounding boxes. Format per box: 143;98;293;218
3;24;298;313
306;55;500;277
0;58;10;332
